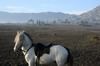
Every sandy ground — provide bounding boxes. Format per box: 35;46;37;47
0;25;100;66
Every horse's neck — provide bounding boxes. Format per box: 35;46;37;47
21;35;32;51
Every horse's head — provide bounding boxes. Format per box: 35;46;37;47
14;30;25;52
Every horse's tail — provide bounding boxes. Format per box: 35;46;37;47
67;52;73;66
65;48;73;66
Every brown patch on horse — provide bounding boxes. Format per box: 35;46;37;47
14;31;24;43
34;43;54;57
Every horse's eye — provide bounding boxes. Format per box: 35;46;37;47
20;35;24;40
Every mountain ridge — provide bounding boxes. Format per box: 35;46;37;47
76;5;100;23
0;5;100;23
0;11;75;23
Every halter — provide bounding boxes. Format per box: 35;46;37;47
21;43;34;55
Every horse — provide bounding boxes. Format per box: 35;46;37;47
14;30;73;66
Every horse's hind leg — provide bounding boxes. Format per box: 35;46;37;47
56;56;67;66
56;60;65;66
56;63;65;66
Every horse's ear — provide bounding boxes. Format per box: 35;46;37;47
22;30;25;34
17;31;20;34
22;30;25;33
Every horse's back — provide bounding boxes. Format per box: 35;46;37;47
51;45;69;58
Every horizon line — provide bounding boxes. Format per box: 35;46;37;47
0;11;88;15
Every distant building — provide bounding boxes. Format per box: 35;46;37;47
27;19;34;25
36;20;47;26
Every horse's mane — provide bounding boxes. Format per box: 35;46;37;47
24;32;33;42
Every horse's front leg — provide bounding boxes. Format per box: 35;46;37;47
57;63;65;66
28;61;36;66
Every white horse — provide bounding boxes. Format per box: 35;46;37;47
14;30;73;66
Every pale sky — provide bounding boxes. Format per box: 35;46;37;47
0;0;99;15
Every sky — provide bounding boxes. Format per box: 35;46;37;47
0;0;99;15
